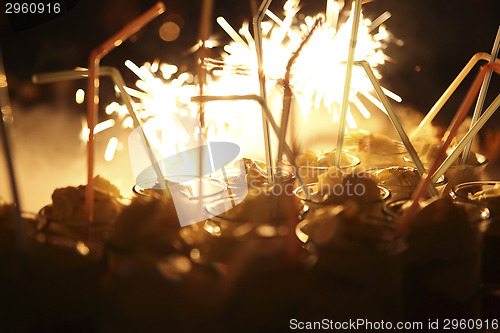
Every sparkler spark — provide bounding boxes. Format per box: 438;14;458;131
97;0;401;162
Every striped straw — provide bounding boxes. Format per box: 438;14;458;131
336;0;362;167
461;26;500;165
33;67;167;198
432;92;500;183
396;63;500;239
253;0;274;183
355;61;438;196
86;2;165;223
411;52;500;140
191;94;311;200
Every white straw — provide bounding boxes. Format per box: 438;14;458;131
461;26;500;164
355;60;438;196
432;92;500;182
411;52;500;140
191;94;311;200
253;0;274;183
335;0;362;167
33;67;167;194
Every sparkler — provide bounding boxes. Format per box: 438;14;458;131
277;17;323;165
94;0;399;193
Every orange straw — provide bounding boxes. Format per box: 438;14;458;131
86;2;165;223
395;62;500;239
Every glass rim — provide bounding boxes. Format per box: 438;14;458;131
450;180;500;202
133;175;228;199
283;151;361;171
345;140;408;156
383;197;491;225
205;195;309;224
293;182;390;204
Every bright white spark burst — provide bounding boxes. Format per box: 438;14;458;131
96;0;401;161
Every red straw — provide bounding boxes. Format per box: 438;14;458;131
86;2;165;222
395;62;500;239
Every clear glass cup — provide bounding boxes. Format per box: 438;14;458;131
442;152;488;193
394;197;485;321
345;140;413;168
1;203;104;332
295;203;405;321
450;181;500;286
133;176;229;227
372;166;448;200
284;151;360;185
180;194;316;332
181;188;310;265
293;182;390;218
133;175;227;199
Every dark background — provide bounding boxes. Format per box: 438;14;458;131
0;0;499;127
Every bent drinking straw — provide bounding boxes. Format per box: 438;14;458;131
396;63;500;239
354;61;438;196
461;26;500;165
336;0;362;167
87;2;165;223
253;0;274;183
33;67;168;199
191;94;311;200
432;93;500;183
411;52;500;140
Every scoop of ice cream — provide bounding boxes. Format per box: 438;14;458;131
375;167;421;186
302;202;398;255
107;196;182;256
317;150;351;167
241;158;268;185
297;150;318;167
49;176;123;223
323;169;381;204
467;184;500;218
316;167;343;195
295;150;352;169
419;143;480;166
468;184;500;201
405;197;481;302
94;175;122;198
345;131;400;154
0;199;14;224
223;186;298;222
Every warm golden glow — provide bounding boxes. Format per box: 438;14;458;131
105;137;119;161
75;241;90;256
159;22;181;42
97;0;400;162
75;89;85;104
